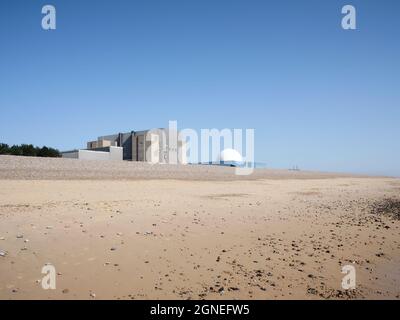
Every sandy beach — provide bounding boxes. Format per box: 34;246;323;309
0;155;399;300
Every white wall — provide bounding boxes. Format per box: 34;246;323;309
108;146;123;161
78;150;110;161
62;151;79;159
62;146;123;161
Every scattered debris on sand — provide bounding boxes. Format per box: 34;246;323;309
371;198;400;220
0;169;399;300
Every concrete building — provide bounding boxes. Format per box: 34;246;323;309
62;129;187;164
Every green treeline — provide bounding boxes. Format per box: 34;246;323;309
0;143;60;157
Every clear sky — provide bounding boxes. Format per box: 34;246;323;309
0;0;399;176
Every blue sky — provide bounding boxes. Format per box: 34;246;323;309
0;0;399;176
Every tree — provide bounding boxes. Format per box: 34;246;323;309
47;147;61;157
0;143;9;154
9;145;23;156
20;144;37;156
37;146;61;157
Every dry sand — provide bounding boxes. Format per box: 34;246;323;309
0;155;399;299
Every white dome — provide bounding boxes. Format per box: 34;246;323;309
219;148;243;163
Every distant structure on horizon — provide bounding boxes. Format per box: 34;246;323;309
61;129;187;164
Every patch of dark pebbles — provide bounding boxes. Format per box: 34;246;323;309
371;199;400;220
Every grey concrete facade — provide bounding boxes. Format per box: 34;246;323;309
98;132;134;161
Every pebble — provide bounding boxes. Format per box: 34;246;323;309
0;237;5;240
0;250;6;257
16;235;23;239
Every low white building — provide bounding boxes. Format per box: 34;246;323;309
61;146;123;161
